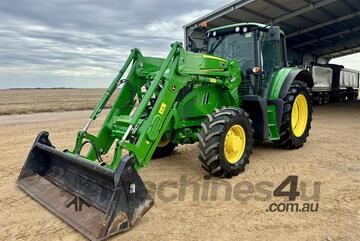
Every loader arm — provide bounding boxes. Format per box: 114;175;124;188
70;42;241;170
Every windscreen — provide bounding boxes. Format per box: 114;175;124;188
208;32;255;73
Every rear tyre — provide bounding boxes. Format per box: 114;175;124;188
274;80;312;149
317;92;323;105
323;92;330;104
198;107;254;178
347;89;354;101
340;91;346;102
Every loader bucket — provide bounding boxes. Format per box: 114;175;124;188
16;131;154;241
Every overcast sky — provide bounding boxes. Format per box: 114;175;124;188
0;0;359;89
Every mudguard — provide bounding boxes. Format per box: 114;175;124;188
268;68;314;100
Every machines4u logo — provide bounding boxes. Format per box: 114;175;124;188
267;176;320;213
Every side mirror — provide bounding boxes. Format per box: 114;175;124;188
268;26;281;41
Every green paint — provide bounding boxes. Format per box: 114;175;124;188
68;42;242;170
267;67;298;99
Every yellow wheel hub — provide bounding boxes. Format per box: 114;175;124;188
291;94;309;137
224;125;246;164
158;138;171;147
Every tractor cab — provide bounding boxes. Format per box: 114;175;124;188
206;23;288;97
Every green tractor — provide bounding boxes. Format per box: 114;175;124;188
17;23;313;240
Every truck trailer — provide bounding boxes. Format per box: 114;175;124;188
309;63;359;104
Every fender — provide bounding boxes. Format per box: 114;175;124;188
268;67;314;99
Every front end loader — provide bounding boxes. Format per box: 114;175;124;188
17;23;313;240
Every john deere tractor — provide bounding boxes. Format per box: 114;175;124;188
17;23;313;240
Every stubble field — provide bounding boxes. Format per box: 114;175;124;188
0;89;116;115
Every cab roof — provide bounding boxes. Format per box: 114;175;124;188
207;22;285;35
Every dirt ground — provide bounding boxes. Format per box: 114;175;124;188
0;101;359;241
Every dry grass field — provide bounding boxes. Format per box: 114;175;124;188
0;89;116;115
0;89;359;241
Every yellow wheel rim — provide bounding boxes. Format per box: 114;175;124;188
224;125;246;164
158;138;171;147
291;94;309;137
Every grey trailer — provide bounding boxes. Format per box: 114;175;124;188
310;64;333;104
339;68;360;100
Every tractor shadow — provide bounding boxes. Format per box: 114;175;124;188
147;141;283;178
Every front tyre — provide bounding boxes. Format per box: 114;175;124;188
198;107;254;178
274;80;312;149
